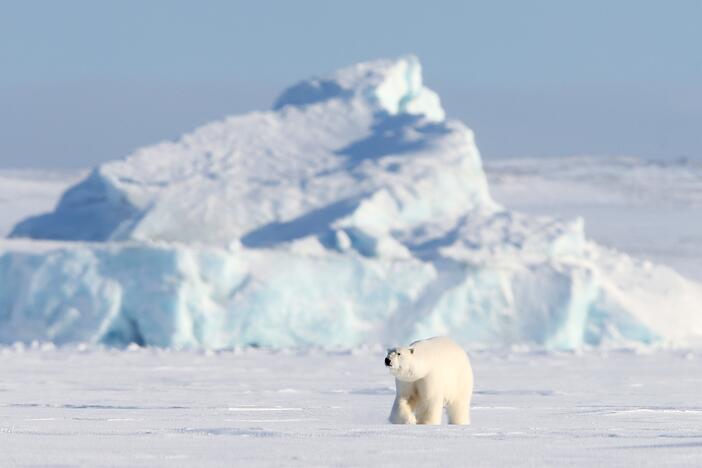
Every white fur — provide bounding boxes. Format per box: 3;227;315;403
385;336;473;425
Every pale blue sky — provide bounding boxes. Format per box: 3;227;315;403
1;0;700;167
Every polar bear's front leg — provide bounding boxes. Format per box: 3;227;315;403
416;399;443;425
389;395;417;424
447;399;470;425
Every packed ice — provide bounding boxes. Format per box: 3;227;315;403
3;56;702;349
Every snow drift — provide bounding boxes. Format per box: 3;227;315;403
3;56;702;349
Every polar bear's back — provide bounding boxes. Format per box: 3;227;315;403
411;336;468;360
411;336;473;395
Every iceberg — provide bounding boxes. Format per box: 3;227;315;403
11;56;488;245
3;56;702;349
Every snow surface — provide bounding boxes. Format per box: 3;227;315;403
3;56;702;350
2;346;702;467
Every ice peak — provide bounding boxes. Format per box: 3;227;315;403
273;55;445;122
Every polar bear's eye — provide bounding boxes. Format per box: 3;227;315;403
410;348;414;354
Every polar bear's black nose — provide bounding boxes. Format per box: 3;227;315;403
385;357;391;366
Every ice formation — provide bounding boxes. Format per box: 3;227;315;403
10;56;481;245
3;56;702;349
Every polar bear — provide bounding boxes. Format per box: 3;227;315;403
385;336;473;425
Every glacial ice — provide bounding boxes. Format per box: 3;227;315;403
3;56;702;349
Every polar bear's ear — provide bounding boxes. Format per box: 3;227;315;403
409;348;415;354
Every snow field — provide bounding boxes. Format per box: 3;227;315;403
1;347;701;467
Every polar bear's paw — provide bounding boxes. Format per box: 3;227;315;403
389;401;417;424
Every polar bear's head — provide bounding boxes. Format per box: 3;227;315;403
384;346;429;382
